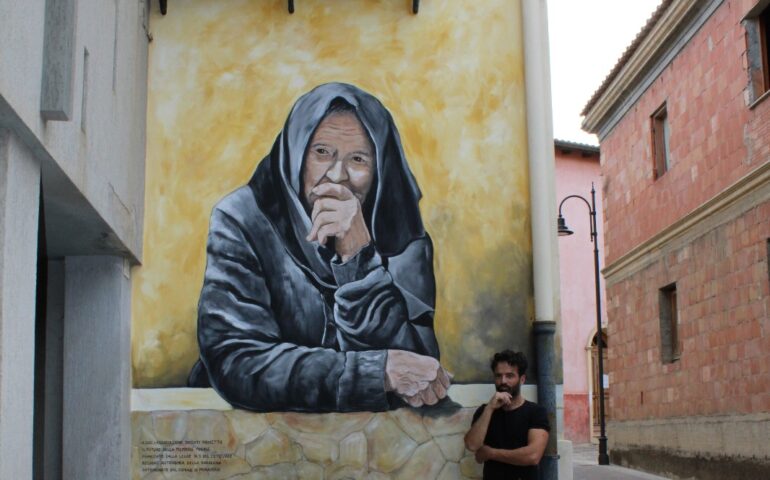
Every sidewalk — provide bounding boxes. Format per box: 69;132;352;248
572;444;670;480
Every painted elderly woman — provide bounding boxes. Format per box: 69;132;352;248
188;83;451;412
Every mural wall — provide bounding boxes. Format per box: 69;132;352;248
132;0;532;397
131;1;537;477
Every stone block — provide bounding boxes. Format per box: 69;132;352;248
339;431;367;468
422;408;474;437
393;440;445;480
217;455;253;479
365;472;390;480
459;454;483;478
269;411;373;440
238;462;298;479
245;429;301;466
295;432;338;464
388;408;431;443
185;411;238;452
152;411;188;441
297;461;324;479
326;465;368;479
365;415;417;473
438;461;461;479
435;433;466;462
225;410;270;444
131;412;157;444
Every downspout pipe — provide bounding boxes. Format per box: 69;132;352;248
522;1;561;478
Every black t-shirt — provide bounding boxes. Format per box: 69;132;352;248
471;400;550;480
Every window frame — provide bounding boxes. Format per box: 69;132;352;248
659;283;680;364
766;239;769;286
651;103;671;179
761;7;770;93
744;1;770;104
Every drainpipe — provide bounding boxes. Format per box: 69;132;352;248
522;1;560;479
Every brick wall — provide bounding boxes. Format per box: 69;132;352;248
607;201;770;420
601;0;770;423
599;0;770;265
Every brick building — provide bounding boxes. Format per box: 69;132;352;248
582;0;770;478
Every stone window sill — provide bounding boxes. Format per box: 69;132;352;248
749;89;770;110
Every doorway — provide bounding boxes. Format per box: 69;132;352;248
589;329;608;439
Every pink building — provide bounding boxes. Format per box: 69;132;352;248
554;139;606;444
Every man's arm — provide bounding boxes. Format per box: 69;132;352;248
464;405;494;452
474;428;549;466
464;392;513;451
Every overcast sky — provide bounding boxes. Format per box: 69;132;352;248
547;0;662;145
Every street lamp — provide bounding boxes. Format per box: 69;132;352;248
557;183;610;466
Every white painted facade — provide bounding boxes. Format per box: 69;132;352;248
0;0;149;477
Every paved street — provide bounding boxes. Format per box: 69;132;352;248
572;444;669;480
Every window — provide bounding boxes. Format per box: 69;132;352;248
651;103;671;179
745;2;770;101
761;8;770;93
766;239;769;283
659;283;680;363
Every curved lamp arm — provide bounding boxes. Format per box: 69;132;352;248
557;184;598;243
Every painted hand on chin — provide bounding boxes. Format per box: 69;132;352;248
306;183;371;262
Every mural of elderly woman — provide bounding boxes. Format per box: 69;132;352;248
188;83;451;412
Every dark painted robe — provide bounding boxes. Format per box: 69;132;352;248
190;83;439;412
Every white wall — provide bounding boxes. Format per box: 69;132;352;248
63;257;132;480
0;130;41;480
0;0;149;260
0;1;149;477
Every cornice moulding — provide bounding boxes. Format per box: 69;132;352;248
602;161;770;284
582;0;704;134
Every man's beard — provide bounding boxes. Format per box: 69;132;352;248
497;382;521;397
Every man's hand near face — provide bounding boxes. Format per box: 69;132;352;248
488;391;513;410
306;183;371;262
464;390;516;451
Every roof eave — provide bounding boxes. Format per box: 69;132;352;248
554;139;600;155
582;0;707;135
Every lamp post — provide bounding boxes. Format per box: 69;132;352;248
557;183;609;466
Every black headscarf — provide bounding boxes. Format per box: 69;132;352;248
249;82;427;283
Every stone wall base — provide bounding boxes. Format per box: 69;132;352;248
132;402;484;479
612;447;770;480
609;414;770;480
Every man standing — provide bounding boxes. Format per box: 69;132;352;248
464;350;550;480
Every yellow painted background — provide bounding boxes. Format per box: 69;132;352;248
132;0;534;387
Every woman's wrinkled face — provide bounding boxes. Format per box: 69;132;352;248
302;111;375;209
